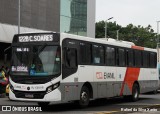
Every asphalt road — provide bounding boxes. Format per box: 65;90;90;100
0;92;160;114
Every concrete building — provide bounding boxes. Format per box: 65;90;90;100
0;0;95;64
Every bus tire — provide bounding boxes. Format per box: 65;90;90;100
131;83;139;102
153;90;158;94
79;86;90;108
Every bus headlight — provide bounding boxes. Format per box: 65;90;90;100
47;86;52;93
46;82;60;94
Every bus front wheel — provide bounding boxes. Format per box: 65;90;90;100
79;86;90;108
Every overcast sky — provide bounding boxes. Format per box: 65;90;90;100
96;0;160;32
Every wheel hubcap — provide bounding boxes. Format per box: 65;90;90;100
134;89;138;98
81;91;88;102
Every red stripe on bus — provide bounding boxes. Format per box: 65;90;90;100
120;68;140;96
131;46;144;50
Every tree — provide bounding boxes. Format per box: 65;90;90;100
96;21;105;38
96;21;121;38
96;21;157;48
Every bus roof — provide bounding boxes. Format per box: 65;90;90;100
60;32;156;52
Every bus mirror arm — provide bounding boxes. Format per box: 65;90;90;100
4;46;11;53
4;46;11;64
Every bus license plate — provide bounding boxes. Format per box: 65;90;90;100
25;94;34;98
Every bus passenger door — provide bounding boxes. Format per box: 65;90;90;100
62;47;79;101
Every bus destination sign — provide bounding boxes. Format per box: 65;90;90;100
19;34;53;42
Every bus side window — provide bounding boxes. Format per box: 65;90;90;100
142;51;149;68
64;48;77;68
126;49;134;67
135;50;142;67
79;42;91;64
149;52;157;68
118;48;126;67
106;47;116;66
92;44;104;65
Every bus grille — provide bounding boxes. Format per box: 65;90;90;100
14;90;46;99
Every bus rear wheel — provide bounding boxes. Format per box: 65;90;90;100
79;86;90;108
131;83;139;102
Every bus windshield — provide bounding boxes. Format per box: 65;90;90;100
11;45;61;77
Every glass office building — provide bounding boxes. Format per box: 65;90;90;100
61;0;87;36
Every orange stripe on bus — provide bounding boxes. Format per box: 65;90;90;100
120;68;140;96
131;46;144;50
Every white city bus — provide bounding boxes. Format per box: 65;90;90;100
9;32;159;107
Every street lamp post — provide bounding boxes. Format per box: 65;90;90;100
157;21;160;43
105;17;113;38
157;21;160;63
117;30;119;40
18;0;21;34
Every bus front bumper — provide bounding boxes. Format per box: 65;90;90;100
9;88;61;102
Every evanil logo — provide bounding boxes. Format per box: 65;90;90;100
96;72;115;79
19;35;53;42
